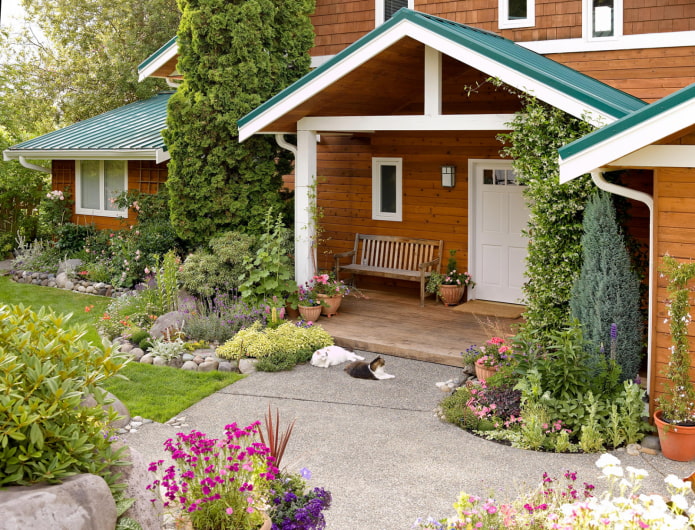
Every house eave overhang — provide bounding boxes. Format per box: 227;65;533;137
558;83;695;183
138;36;179;81
238;9;645;142
3;148;170;164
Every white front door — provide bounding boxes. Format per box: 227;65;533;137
469;160;529;304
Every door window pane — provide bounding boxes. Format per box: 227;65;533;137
380;165;397;214
80;161;100;209
104;161;126;211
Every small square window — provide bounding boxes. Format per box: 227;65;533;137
499;0;535;29
372;158;402;221
584;0;622;40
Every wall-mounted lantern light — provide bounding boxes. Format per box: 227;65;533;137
441;165;456;188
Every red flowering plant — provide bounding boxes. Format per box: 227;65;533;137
147;422;278;530
309;274;350;296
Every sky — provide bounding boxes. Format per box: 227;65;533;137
0;0;25;29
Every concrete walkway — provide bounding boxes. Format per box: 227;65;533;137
123;353;695;530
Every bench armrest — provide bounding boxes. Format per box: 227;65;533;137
418;257;441;272
334;250;356;260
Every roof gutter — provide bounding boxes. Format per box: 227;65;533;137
4;149;170;163
590;169;654;397
16;156;51;173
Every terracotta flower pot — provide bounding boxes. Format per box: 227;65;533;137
439;285;467;306
654;410;695;462
317;293;342;317
298;305;321;322
475;363;498;382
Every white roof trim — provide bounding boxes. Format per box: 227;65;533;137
240;18;616;142
297;114;516;132
611;145;695;168
3;149;169;162
138;41;179;82
559;97;695;183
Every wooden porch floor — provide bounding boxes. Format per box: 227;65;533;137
316;288;524;367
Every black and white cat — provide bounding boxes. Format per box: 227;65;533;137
344;356;395;380
310;346;365;368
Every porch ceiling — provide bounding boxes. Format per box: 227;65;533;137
239;9;646;141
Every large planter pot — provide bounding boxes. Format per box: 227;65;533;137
654;410;695;462
475;363;498;382
439;285;467;306
317;293;343;317
298;305;322;322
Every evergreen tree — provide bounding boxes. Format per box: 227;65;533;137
164;0;315;248
570;191;643;380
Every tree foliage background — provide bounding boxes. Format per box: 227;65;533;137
164;0;315;248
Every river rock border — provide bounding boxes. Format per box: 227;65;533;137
10;269;131;297
117;341;258;374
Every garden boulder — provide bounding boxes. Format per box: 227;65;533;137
0;473;117;530
149;310;192;339
114;443;163;530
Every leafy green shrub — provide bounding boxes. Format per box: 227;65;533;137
239;211;295;303
55;223;96;254
180;230;253;297
0;304;129;491
216;322;333;371
11;236;62;273
129;329;150;347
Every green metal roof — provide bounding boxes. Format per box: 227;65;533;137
6;92;172;153
239;9;646;130
559;82;695;161
138;36;178;74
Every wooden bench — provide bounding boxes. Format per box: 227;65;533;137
333;234;444;306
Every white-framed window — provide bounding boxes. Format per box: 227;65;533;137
372;157;402;222
583;0;622;40
75;160;128;217
375;0;413;27
499;0;535;29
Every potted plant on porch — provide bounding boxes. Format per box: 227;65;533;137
296;281;323;322
311;273;350;317
654;255;695;461
425;250;474;306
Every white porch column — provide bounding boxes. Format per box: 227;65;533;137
295;129;318;286
424;46;442;116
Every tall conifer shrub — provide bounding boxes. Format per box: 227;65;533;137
164;0;315;247
570;191;643;380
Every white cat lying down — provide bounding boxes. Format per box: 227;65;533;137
310;346;365;368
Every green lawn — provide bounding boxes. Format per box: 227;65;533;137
0;275;243;422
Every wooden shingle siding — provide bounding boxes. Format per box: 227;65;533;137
546;47;695;102
315;130;503;273
651;166;695;404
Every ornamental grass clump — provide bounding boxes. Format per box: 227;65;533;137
147;422;278;530
414;454;695;529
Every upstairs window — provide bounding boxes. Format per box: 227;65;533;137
584;0;622;39
376;0;413;26
76;160;128;217
499;0;535;29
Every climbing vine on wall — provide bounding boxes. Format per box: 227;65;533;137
498;94;596;342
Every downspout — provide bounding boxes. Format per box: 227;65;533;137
591;169;654;398
275;134;297;156
19;156;51;174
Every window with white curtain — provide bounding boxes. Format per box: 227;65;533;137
76;160;128;217
583;0;622;40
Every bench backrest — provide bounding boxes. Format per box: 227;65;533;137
354;234;443;272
